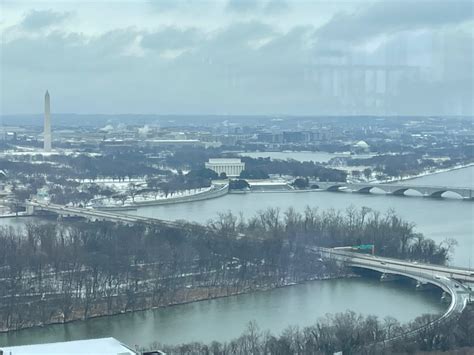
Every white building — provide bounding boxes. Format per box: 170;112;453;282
353;140;370;151
1;337;137;355
205;158;245;177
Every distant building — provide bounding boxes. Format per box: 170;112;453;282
1;337;137;355
283;131;305;143
257;132;283;143
0;131;16;141
205;158;245;177
353;140;370;151
143;139;203;148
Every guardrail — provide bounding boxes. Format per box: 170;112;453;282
313;247;474;282
312;246;472;351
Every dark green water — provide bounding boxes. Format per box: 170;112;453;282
1;167;471;348
0;278;444;348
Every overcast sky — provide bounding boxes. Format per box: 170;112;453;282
1;0;473;116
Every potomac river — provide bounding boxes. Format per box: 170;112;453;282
128;166;473;268
0;166;472;347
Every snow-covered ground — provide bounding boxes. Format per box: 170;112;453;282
2;337;135;355
374;162;474;184
246;179;290;186
90;186;213;207
0;149;101;157
331;161;474;184
81;178;147;191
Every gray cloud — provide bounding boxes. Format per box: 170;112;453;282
3;29;139;73
147;0;188;12
2;2;473;116
209;21;275;47
141;27;200;51
316;0;474;43
264;0;290;14
226;0;260;13
20;9;70;30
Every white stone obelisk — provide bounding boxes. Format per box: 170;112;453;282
44;90;52;152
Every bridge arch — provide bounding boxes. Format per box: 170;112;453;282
326;184;347;192
429;190;463;199
391;188;410;196
316;182;473;200
356;186;387;195
356;186;373;194
390;188;425;196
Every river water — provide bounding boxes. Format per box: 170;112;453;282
0;166;472;348
0;278;444;347
129;166;473;268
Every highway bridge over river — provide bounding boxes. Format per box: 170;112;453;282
313;246;473;347
311;181;474;199
27;200;474;285
26;200;473;347
25;201;192;229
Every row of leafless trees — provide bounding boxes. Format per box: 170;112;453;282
143;308;474;354
0;206;454;331
0;213;338;331
207;206;456;264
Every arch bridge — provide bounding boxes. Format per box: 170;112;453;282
311;182;473;199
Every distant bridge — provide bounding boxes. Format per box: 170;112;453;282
25;201;199;230
26;200;473;346
313;247;473;347
28;200;474;289
311;181;474;200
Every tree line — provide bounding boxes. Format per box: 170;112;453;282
239;157;347;182
0;214;336;331
142;307;473;354
342;154;437;179
164;147;348;182
0;207;454;332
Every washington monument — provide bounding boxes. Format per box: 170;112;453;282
44;90;52;151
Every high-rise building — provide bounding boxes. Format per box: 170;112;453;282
44;90;52;151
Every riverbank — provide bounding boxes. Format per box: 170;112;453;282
94;184;229;210
377;162;474;184
0;270;348;334
0;275;447;348
0;212;29;218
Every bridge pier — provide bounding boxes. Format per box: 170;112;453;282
357;187;373;194
391;189;409;196
380;273;402;282
415;281;436;291
26;203;35;215
441;292;451;303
